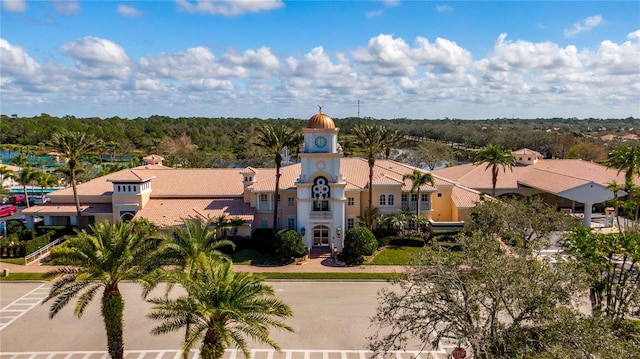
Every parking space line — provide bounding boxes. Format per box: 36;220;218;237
0;349;458;359
0;283;48;331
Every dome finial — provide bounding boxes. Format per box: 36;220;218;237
317;105;323;114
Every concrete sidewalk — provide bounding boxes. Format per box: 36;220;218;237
0;256;405;275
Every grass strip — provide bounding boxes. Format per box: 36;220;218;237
0;273;47;281
257;272;405;281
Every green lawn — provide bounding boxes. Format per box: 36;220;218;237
0;258;25;265
0;272;47;281
229;248;279;265
368;246;426;265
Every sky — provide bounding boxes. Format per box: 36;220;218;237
1;0;639;120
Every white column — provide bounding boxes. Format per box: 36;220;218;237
583;202;593;227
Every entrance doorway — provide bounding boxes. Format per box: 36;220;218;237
313;225;330;246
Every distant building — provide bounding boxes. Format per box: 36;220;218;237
23;110;481;250
432;148;634;227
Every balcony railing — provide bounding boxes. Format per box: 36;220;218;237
401;202;431;212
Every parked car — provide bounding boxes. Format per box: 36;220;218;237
11;194;25;205
33;196;51;205
0;204;17;217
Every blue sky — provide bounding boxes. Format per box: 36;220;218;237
1;0;639;120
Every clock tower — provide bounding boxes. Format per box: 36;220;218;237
296;108;346;251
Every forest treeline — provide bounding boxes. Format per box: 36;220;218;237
1;113;639;168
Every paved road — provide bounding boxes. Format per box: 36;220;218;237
0;281;461;358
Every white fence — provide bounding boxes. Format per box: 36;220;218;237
24;236;65;265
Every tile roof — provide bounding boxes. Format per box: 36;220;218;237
52;167;247;198
451;186;483;208
512;148;542;157
134;198;254;228
22;203;112;215
432;158;634;195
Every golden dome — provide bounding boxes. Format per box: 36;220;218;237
307;107;335;129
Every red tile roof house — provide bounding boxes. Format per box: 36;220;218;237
432;148;634;227
23;111;481;251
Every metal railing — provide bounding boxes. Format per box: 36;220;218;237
25;236;65;265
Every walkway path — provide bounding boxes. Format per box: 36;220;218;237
0;256;405;275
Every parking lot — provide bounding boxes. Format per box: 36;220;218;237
0;281;460;358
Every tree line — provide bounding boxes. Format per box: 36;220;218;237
2;115;639;169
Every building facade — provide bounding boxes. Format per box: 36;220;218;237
23;111;482;250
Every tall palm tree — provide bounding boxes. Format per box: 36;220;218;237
352;124;385;229
156;217;236;359
36;171;59;198
473;145;516;197
43;220;163;359
381;127;405;160
162;217;235;276
255;124;303;234
15;167;39;207
48;131;96;223
403;169;435;217
606;145;640;193
147;261;294;359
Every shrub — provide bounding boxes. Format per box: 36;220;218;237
274;229;306;262
343;227;378;264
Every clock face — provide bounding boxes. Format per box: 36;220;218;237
315;136;327;148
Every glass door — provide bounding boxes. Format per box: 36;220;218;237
313;225;329;246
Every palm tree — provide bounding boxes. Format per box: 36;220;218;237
156;217;235;359
147;261;294;359
403;169;435;217
391;212;407;235
48;131;96;223
473;145;516;197
10;152;29;167
161;217;235;279
43;220;163;359
213;215;231;240
36;171;59;198
229;217;245;238
351;124;385;229
606;145;640;193
15;167;39;207
381;127;405;160
0;165;15;188
255;124;303;234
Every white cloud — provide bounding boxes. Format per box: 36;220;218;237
366;9;384;18
483;33;581;72
1;30;638;119
0;38;40;77
585;30;640;75
117;4;143;17
436;5;453;13
352;34;417;76
564;14;603;38
52;0;81;16
222;47;280;69
61;36;130;65
1;0;26;12
175;0;284;16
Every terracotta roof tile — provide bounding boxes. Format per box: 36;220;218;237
134;198;253;228
433;158;634;194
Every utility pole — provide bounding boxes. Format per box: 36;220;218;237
357;100;360;118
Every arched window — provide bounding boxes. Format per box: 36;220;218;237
388;194;395;206
379;194;386;206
